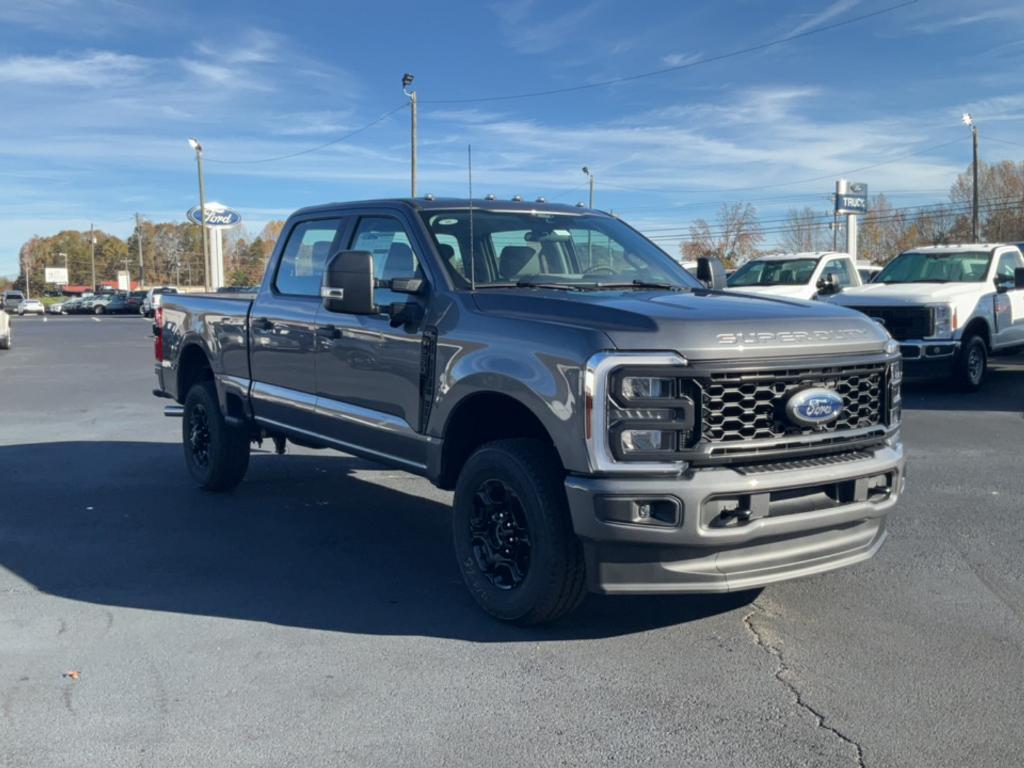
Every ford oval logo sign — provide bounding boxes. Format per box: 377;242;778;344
186;202;242;229
786;387;844;428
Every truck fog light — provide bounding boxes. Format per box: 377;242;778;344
621;429;674;453
620;375;674;400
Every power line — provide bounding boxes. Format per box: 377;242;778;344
206;102;407;165
987;136;1024;150
422;0;918;105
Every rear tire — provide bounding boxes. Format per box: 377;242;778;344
0;331;10;350
954;334;987;391
182;381;250;491
453;439;586;625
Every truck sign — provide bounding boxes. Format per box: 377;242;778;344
836;182;868;215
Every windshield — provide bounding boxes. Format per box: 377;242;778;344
727;258;818;287
875;251;991;283
419;209;702;291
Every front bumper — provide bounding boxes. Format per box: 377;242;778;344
899;340;958;379
564;442;905;594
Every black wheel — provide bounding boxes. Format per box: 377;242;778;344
453;439;586;624
954;334;987;391
0;330;10;350
182;381;250;491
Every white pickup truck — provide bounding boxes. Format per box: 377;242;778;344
827;244;1024;389
726;251;862;300
0;308;10;349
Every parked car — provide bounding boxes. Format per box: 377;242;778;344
48;300;66;314
17;298;45;316
60;297;84;314
142;286;178;318
0;307;10;349
828;243;1024;389
154;197;905;625
96;294;134;314
127;290;148;313
727;252;862;300
2;290;25;313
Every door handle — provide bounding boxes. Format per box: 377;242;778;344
316;325;341;340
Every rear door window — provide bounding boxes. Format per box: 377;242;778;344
274;219;345;296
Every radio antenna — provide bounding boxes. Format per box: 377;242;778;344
468;144;476;291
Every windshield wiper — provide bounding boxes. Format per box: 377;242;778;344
514;280;583;291
585;280;685;291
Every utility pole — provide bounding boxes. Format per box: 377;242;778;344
962;114;980;241
581;166;595;264
582;166;595;208
89;223;97;291
403;73;417;197
135;213;145;287
188;138;211;291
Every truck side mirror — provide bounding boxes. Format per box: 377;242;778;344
1016;267;1024;290
322;250;377;314
816;273;840;295
696;256;727;290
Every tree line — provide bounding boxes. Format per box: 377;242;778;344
680;160;1024;266
12;219;284;295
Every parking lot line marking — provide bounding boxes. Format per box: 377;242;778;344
92;317;101;322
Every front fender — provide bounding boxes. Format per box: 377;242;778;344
429;349;589;473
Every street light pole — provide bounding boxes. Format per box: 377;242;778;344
89;223;97;291
962;113;980;241
135;212;145;288
582;166;595;208
403;73;417;197
188;138;211;291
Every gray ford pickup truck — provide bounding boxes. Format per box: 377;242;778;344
153;198;906;624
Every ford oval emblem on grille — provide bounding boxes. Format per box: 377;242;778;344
786;387;844;428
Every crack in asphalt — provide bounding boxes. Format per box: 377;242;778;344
743;602;867;768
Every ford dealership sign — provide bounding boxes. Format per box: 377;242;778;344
187;202;242;228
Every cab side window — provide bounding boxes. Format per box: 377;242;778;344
274;219;345;296
996;250;1024;282
822;258;856;287
350;217;423;303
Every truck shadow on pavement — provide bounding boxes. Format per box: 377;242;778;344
1;441;756;641
902;357;1024;414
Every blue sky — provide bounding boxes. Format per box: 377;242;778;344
2;0;1024;276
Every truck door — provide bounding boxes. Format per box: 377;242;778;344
992;249;1024;347
314;213;432;471
249;217;348;433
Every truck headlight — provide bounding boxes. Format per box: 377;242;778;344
583;352;693;472
619;429;676;453
929;304;956;338
619;375;675;401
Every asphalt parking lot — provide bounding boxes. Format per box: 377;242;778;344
1;315;1022;768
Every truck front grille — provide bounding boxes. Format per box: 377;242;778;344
845;306;932;340
697;362;886;444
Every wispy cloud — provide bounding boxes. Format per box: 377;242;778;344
0;51;149;87
489;0;602;53
660;52;702;67
911;5;1024;34
788;0;861;36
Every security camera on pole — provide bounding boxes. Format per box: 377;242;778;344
834;179;868;261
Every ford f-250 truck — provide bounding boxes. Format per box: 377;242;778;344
153;198;906;624
827;244;1024;390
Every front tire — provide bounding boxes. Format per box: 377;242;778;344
954;334;987;391
0;331;10;350
453;439;586;625
182;381;250;491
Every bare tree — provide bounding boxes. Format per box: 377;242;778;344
680;202;763;267
780;207;830;252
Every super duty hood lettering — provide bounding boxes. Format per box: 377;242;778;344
716;328;868;345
